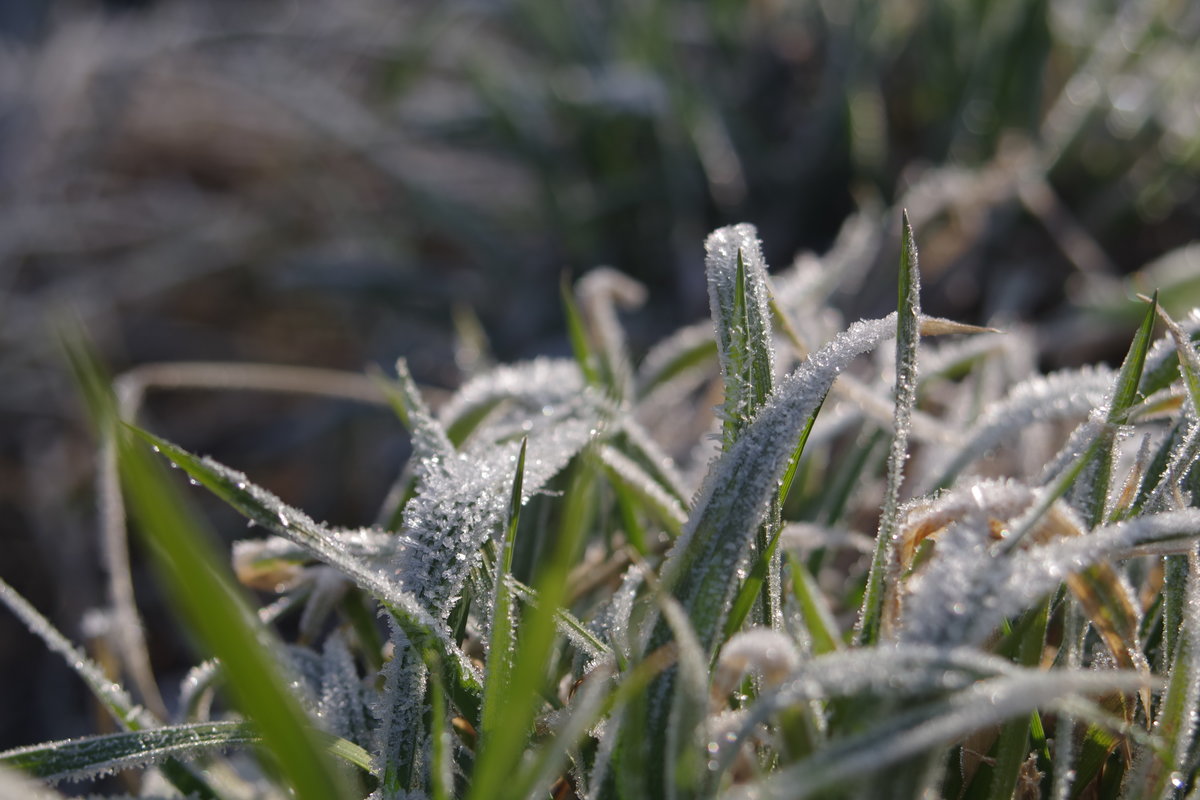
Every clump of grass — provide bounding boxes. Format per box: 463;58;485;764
5;211;1200;800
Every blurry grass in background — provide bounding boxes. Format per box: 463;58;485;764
0;0;1197;765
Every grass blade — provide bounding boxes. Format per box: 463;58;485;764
65;339;349;800
476;438;527;775
857;208;922;646
0;721;370;784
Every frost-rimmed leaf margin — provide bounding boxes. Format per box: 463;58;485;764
0;720;370;784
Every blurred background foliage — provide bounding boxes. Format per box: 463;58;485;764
1;0;1197;772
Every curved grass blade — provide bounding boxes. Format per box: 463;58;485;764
576;268;646;402
857;209;921;646
1001;294;1159;553
0;721;370;784
0;578;221;799
596;444;687;537
924;366;1115;492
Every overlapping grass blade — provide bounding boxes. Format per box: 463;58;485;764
620;312;898;799
128;427;484;724
563;274;603;389
471;445;595;800
635;321;718;401
65;339;350;800
722;669;1155;800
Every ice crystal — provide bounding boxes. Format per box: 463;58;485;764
395;414;599;620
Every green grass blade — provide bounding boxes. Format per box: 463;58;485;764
1079;291;1158;529
635;322;718;401
1003;294;1159;552
65;339;349;800
0;721;370;784
786;553;842;655
477;437;527;767
563;274;603;388
471;445;594;800
724;397;824;638
857;209;922;646
427;653;453;800
0;577;223;799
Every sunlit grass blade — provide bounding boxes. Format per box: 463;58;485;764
0;577;221;799
476;437;527;774
0;721;370;785
507;575;611;660
65;338;350;800
1150;300;1200;416
625;311;900;799
576;268;646;402
857;208;921;646
1001;295;1158;553
379;358;455;466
